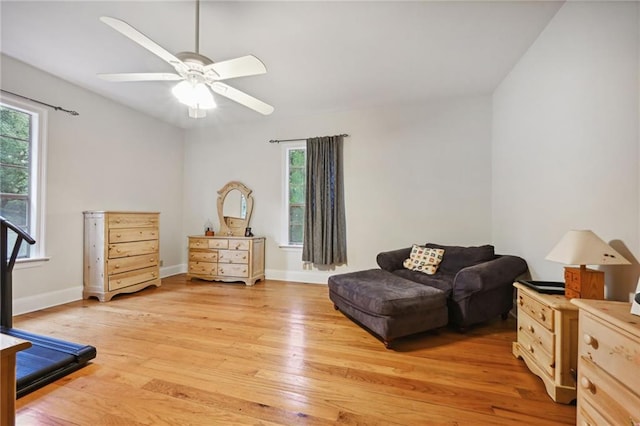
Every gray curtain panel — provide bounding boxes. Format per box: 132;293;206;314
302;135;347;265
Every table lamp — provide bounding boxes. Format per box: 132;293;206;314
545;230;630;299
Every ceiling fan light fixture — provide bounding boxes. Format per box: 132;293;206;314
172;80;216;112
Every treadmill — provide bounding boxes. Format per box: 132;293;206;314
1;216;96;397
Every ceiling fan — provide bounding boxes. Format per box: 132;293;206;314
98;0;274;118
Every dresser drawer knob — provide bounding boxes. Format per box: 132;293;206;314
580;376;595;393
538;312;546;321
527;344;534;354
583;334;598;348
527;325;535;333
114;264;120;269
518;296;524;306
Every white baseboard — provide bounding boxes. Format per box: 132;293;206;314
14;286;82;316
13;265;334;315
265;269;330;284
161;265;333;285
161;263;186;277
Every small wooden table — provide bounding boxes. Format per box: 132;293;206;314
512;282;579;403
1;334;31;426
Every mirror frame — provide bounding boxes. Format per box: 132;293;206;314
217;181;254;236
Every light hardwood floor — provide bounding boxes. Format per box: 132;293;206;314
15;275;576;425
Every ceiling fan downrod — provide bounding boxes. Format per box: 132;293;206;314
195;0;200;54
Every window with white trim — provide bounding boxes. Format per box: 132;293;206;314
0;96;47;259
283;143;306;246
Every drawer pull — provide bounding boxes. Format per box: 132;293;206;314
518;296;524;306
527;325;535;333
116;234;121;238
538;312;546;321
527;344;534;354
114;264;120;269
583;334;598;348
580;376;595;393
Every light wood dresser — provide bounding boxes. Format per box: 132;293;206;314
83;211;160;302
570;299;640;426
512;282;578;403
187;235;265;286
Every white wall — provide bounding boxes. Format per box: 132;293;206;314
1;55;185;313
492;1;640;301
183;96;493;283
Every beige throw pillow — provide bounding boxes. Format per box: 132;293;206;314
403;244;445;275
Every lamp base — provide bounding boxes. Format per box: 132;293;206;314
564;266;604;300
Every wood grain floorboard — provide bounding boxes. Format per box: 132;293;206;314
14;274;576;425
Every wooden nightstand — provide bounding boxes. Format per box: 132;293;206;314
512;282;579;404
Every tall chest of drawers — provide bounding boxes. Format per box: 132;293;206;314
512;282;579;403
570;299;640;426
83;211;160;302
187;236;265;286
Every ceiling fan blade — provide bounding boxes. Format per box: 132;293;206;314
204;55;267;80
209;82;274;115
98;73;183;82
100;16;184;70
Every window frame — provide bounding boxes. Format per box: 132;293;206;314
281;142;306;247
0;93;48;262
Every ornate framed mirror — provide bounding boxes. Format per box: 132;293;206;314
217;181;254;236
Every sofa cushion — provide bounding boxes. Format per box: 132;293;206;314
402;245;444;275
327;269;447;316
425;243;495;274
392;268;454;297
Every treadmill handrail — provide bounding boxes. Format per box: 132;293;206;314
0;216;36;245
1;216;36;328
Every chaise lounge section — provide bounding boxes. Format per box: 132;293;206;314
329;243;528;347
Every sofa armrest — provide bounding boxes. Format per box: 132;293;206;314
376;247;412;272
452;255;528;301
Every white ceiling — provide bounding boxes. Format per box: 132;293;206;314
0;1;563;129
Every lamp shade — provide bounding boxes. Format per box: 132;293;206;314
545;230;630;266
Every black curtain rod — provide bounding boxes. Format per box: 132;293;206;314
0;89;79;116
269;134;349;144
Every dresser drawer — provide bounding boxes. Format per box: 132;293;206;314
109;266;158;291
109;227;158;243
108;213;158;229
188;261;217;276
518;311;555;354
208;239;229;249
218;250;249;264
107;253;158;274
189;250;218;263
580;312;640;393
517;330;555;377
228;240;250;250
577;400;610;426
217;263;249;278
518;290;554;331
577;357;640;425
109;240;158;258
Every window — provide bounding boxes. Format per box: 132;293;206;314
0;96;46;259
283;144;306;246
